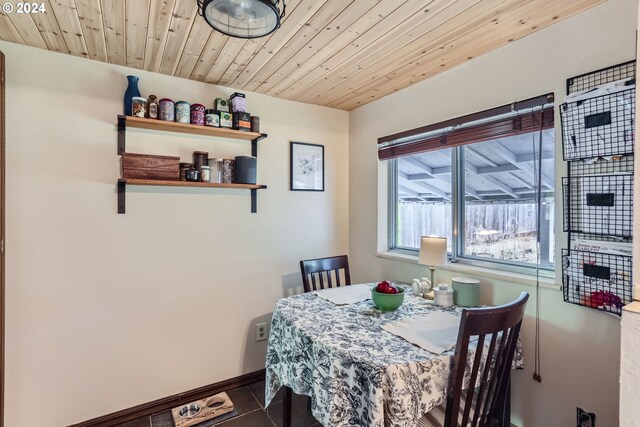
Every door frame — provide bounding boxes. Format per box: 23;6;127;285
0;50;6;427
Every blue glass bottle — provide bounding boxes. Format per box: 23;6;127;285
123;75;141;116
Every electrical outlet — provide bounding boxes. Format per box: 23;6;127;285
577;407;595;427
256;322;268;342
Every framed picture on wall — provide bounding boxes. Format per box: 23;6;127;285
290;142;324;191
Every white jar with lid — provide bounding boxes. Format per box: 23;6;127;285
434;284;454;308
200;166;210;182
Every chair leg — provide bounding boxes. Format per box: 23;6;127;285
492;374;511;427
283;386;292;427
307;395;312;414
503;381;511;427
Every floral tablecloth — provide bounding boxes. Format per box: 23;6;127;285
265;284;523;427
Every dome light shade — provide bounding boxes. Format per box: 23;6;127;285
197;0;285;39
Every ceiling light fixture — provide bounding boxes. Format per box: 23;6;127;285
197;0;286;39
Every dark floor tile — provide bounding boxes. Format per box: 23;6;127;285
265;392;319;427
249;380;284;408
225;386;261;415
116;417;151;427
216;409;275;427
248;380;266;407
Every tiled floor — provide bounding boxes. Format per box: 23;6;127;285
116;380;321;427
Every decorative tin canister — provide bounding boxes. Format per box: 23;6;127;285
451;277;480;307
175;101;190;124
250;116;260;132
214;98;229;112
159;98;175;122
229;92;246;112
222;159;234;183
193;151;209;173
131;96;147;118
219;111;232;128
205;109;220;127
190;103;206;126
147;95;159;119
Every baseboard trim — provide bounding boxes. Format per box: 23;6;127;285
68;369;266;427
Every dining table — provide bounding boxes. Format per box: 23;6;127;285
264;283;523;427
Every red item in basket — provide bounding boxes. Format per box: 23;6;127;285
589;290;623;309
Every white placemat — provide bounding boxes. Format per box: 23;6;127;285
381;311;461;354
312;284;371;305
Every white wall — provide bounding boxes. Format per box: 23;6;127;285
620;302;640;427
0;41;348;426
348;0;637;425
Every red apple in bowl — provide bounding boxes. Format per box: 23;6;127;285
384;286;399;294
376;281;391;292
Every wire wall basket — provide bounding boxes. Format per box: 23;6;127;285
562;60;635;316
562;174;633;238
567;60;636;95
562;249;632;316
560;85;635;161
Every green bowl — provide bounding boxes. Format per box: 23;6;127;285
371;287;405;312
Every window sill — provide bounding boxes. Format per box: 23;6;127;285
376;251;561;291
623;301;640;315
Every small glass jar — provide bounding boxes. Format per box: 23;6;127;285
159;98;175;121
179;162;192;181
208;158;224;183
131;96;147;118
147;95;159;119
185;169;199;182
191;103;206;126
175;101;190;124
200;166;210;182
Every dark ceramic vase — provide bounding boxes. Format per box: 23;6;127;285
123;75;141;116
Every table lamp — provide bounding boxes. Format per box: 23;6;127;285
418;236;448;289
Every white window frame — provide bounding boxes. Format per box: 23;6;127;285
386;145;555;276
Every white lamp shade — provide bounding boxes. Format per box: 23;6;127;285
418;236;448;266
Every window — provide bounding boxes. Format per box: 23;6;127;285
382;95;555;270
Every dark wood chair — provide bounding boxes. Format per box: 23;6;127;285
421;292;529;427
299;255;351;293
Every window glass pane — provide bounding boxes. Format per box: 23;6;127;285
394;148;453;251
461;131;555;267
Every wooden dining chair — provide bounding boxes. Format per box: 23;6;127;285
421;292;529;427
299;255;351;293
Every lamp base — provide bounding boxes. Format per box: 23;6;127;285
430;266;436;289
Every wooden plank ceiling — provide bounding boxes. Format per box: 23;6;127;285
0;0;603;110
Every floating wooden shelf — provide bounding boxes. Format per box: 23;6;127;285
116;114;268;214
122;179;267;190
120;115;263;141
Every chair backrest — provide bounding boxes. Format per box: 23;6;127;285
444;292;529;427
299;255;351;293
